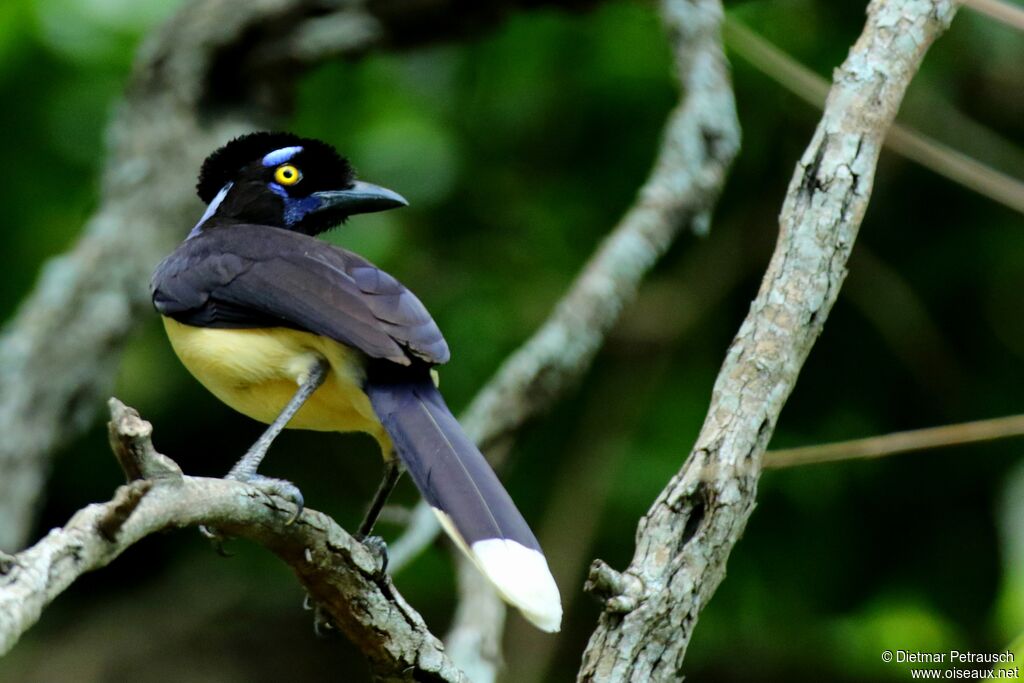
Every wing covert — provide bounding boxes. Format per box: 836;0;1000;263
151;226;450;366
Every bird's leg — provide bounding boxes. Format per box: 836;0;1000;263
351;459;403;574
357;459;403;539
225;357;329;523
296;459;401;633
303;593;339;638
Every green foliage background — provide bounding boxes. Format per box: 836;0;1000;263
0;0;1021;681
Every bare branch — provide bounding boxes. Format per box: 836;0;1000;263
724;16;1024;216
504;359;669;683
0;399;466;683
388;0;742;574
443;556;506;683
577;1;958;679
961;0;1024;32
765;413;1024;469
389;1;742;671
456;7;740;454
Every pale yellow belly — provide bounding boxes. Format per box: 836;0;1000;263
162;317;389;449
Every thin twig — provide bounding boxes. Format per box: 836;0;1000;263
766;414;1024;469
578;1;959;679
843;247;966;412
962;0;1024;32
0;399;466;682
724;16;1024;216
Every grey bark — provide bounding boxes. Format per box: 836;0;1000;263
0;400;467;683
577;1;958;680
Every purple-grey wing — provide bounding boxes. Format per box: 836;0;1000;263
151;225;450;366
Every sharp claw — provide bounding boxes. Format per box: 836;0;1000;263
200;473;303;553
312;609;336;638
228;473;305;524
312;602;336;637
360;535;389;575
198;525;233;556
285;492;305;525
301;592;337;637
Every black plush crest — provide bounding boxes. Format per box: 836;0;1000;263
196;131;354;203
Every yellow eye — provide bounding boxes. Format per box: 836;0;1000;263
274;164;301;186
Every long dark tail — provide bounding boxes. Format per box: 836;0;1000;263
365;373;561;632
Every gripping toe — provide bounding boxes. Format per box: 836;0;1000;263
228;472;305;523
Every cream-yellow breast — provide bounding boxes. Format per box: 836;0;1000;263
162;317;387;443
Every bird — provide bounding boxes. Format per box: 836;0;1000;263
150;132;561;632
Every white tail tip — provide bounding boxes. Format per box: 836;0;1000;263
432;508;563;632
470;538;562;632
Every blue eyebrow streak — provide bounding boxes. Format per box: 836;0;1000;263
262;146;303;167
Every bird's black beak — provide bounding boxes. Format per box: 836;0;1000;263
312;181;408;216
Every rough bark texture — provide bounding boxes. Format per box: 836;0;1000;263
0;400;466;683
577;1;958;680
0;0;602;553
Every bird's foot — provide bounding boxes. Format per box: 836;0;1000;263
197;523;233;554
303;592;338;638
227;472;305;524
198;473;305;548
357;535;389;576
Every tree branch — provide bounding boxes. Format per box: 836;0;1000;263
0;399;466;683
961;0;1024;32
765;413;1024;469
723;16;1024;216
443;556;506;683
577;1;958;679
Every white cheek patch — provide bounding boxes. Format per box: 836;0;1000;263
189;182;233;238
